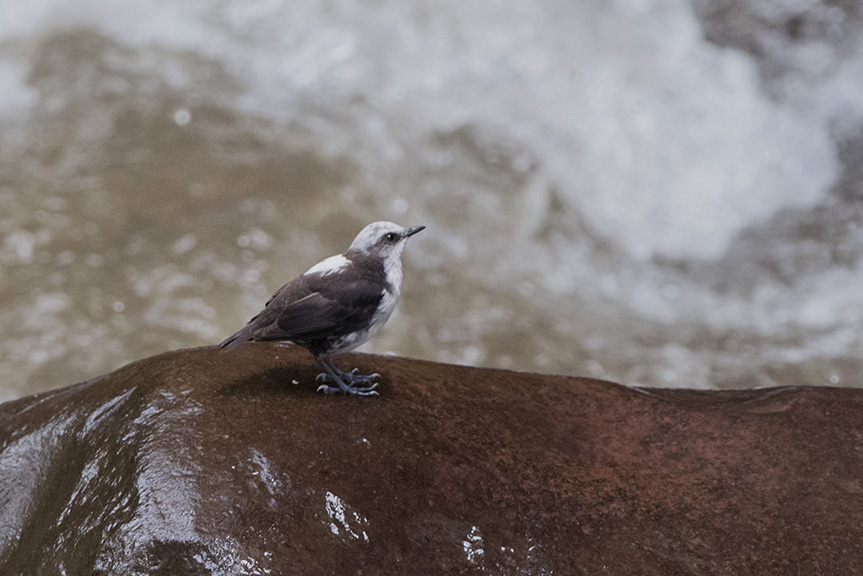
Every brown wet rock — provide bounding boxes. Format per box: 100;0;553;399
0;345;862;575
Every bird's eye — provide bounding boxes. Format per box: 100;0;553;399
384;232;398;242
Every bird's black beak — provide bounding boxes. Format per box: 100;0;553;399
405;226;426;237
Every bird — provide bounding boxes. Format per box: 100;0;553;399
220;221;425;396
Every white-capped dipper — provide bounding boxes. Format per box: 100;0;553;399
220;221;425;396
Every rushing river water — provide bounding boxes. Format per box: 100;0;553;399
1;0;862;399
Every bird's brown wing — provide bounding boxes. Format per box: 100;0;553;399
267;272;383;340
223;268;383;349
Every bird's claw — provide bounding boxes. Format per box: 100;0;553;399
317;369;380;386
314;365;381;396
316;384;340;395
343;369;380;385
347;374;380;386
316;383;379;396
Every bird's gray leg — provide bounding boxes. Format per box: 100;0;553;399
315;357;379;396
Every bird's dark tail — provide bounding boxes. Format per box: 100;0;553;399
219;326;254;353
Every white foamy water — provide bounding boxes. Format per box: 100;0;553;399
0;0;861;398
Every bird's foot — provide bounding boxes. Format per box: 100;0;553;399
316;367;380;386
315;369;380;396
316;382;379;396
340;367;381;386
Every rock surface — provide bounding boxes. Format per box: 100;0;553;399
1;345;862;575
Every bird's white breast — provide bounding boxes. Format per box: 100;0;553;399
382;249;404;294
369;256;403;334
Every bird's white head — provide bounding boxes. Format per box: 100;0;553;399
347;221;425;263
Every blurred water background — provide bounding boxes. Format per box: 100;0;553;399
1;0;862;400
